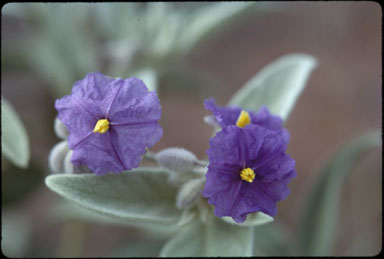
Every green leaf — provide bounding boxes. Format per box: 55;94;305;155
110;239;166;257
145;3;180;60
51;201;178;238
252;222;291;256
228;54;317;121
221;211;273;227
1;211;31;258
179;2;257;55
134;68;158;92
1;96;30;168
160;217;253;257
45;167;181;225
298;131;381;256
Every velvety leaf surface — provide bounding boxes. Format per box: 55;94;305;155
221;211;273;227
45;168;181;224
1;96;30;168
298;131;381;256
228;54;317;121
160;216;253;257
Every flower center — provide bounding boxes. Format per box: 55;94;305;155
236;110;250;128
240;167;255;183
93;119;110;134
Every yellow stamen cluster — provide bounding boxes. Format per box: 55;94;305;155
93;119;110;134
236;110;250;128
240;167;255;183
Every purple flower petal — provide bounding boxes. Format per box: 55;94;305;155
204;98;290;144
204;98;241;127
203;123;296;223
55;72;163;175
70;132;125;174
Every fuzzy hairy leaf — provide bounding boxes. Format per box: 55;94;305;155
51;201;178;238
298;131;381;256
180;2;256;54
160;216;253;257
45;167;181;224
252;222;292;256
1;212;31;258
228;54;317;121
110;239;166;257
134;68;158;92
221;211;273;227
1;96;30;168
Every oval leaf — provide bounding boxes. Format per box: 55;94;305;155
180;2;256;55
1;96;30;168
228;54;317;121
160;217;253;257
253;223;291;256
45;167;181;224
298;131;381;256
134;68;158;92
51;201;179;238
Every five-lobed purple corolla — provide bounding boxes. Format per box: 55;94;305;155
202;98;297;223
55;72;163;175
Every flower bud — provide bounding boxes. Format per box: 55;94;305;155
155;147;197;173
176;178;205;209
54;117;69;140
63;150;74;174
48;141;69;174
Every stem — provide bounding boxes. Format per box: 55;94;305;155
192;165;208;175
195;160;209;167
144;150;157;162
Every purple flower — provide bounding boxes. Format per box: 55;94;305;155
204;97;290;143
202;124;296;223
55;72;163;175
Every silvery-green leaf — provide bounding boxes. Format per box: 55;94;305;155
92;3;140;39
1;211;31;257
228;54;317;121
51;201;178;238
221;211;273;227
253;222;291;256
45;167;181;224
298;131;381;256
176;178;205;209
110;239;166;257
1;96;30;168
160;216;253;257
134;68;158;92
176;209;197;228
27;33;75;97
145;4;180;59
25;4;97;97
179;2;256;54
37;4;96;78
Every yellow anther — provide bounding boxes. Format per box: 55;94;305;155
93;119;110;134
240;168;255;183
236;110;250;128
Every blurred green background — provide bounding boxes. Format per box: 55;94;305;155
1;2;381;257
